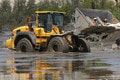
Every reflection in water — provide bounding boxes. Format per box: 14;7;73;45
0;50;120;80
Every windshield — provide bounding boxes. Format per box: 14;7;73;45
38;13;64;31
38;14;48;27
52;14;63;27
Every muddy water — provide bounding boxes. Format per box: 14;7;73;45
0;49;120;80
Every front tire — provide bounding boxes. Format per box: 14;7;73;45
16;38;34;52
47;37;69;53
73;38;91;52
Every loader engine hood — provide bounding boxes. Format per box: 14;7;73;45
13;26;29;33
12;26;30;37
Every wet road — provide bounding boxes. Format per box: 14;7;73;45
0;49;120;80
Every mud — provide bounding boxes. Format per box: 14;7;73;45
0;49;120;80
1;31;120;80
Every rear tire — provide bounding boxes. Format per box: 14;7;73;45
47;37;69;53
16;38;34;52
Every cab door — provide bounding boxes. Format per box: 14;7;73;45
38;13;52;33
45;14;52;33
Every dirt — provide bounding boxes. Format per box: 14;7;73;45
0;49;120;80
102;30;120;42
0;30;120;80
0;30;120;50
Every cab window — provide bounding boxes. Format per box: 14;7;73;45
38;14;48;27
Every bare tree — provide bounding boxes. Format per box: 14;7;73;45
26;0;36;16
12;0;27;24
0;0;11;25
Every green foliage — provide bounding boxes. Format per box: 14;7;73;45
60;1;72;24
81;0;120;22
0;0;11;25
37;1;60;11
81;0;92;8
37;0;72;23
0;0;120;30
26;0;36;16
109;6;120;21
12;0;27;25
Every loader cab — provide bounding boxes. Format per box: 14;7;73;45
35;11;64;33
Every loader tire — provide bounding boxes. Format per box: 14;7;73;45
74;38;90;52
116;38;120;46
48;37;69;53
16;38;34;52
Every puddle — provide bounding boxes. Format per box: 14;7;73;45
0;49;120;80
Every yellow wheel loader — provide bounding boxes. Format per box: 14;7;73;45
5;11;90;52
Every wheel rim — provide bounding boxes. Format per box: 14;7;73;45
53;44;59;52
21;45;27;52
78;45;84;51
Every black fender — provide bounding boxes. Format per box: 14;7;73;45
47;31;74;45
47;34;64;45
14;32;36;47
48;31;73;41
